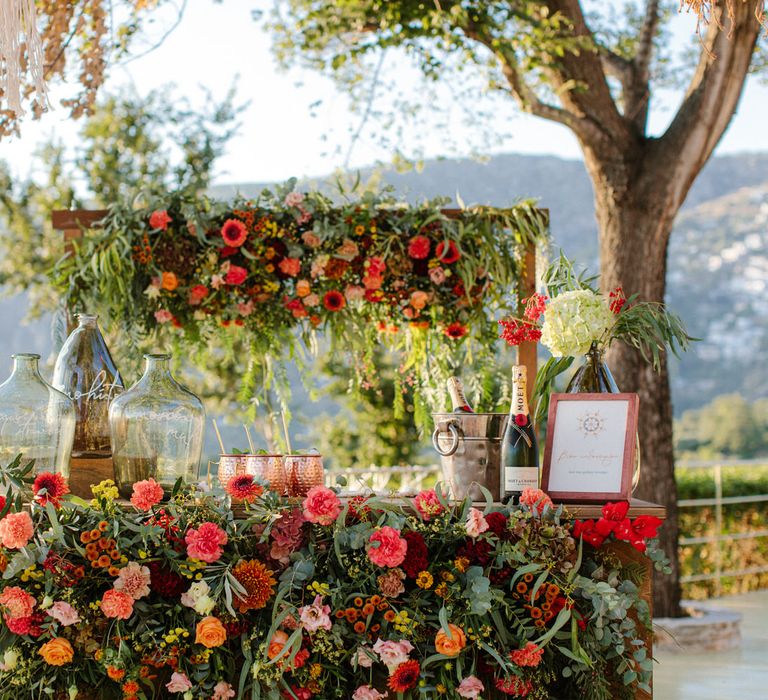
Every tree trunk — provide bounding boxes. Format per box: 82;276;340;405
585;152;682;617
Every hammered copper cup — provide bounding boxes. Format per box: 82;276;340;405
245;453;287;496
283;454;324;497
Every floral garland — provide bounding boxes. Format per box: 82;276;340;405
52;183;548;419
0;457;668;700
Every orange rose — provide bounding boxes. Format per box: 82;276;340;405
195;616;227;648
161;271;178;291
267;630;289;660
296;279;311;298
435;623;466;657
39;637;74;666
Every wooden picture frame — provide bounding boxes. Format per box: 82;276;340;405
541;393;639;503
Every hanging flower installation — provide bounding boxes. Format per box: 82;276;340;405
54;182;548;419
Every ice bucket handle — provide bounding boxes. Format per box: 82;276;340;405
432;419;460;456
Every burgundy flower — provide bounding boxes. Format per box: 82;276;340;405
401;531;428;578
484;512;508;539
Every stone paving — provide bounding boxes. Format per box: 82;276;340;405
653;590;768;699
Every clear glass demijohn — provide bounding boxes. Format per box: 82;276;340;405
0;353;75;477
109;354;204;499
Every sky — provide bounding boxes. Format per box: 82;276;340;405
1;0;767;185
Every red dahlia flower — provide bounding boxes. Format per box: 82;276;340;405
444;322;468;339
32;472;69;508
435;240;460;264
407;235;431;259
221;218;248;247
323;290;346;312
387;660;420;693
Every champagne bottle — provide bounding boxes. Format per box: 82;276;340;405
500;366;539;504
446;376;474;413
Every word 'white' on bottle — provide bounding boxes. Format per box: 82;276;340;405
500;365;539;504
446;376;474;413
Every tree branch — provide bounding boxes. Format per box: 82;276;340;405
623;0;661;129
651;2;760;219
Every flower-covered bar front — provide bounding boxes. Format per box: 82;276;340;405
0;459;665;700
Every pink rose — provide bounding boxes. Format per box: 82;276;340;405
457;676;485;699
373;638;413;672
368;526;408;568
0;586;35;619
345;285;365;301
429;266;446;284
413;489;444;521
279;257;302;277
302;231;321;248
130;478;164;511
302;486;342;526
353;686;388;700
465;508;489;538
47;601;80;627
284;192;305;208
352;646;375;669
166;671;193;693
211;273;224;290
185;522;228;563
303;293;320;308
298;595;332;633
0;511;33;549
114;562;151;600
154;309;173;324
101;589;134;620
225;265;248;285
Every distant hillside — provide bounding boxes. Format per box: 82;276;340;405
4;152;767;416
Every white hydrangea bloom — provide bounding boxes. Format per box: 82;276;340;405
540;289;615;357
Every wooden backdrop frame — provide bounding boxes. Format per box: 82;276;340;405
51;207;542;401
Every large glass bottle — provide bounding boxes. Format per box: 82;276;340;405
500;365;539;504
109;354;205;499
0;353;75;477
52;314;124;496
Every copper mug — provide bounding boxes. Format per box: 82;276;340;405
283;454;324;497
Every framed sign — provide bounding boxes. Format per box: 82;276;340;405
541;393;639;503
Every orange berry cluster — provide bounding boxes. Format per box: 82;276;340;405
232;209;256;229
80;522;121;575
512;575;561;628
132;233;152;264
334;594;390;637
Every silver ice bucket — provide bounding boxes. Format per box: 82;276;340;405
431;413;508;502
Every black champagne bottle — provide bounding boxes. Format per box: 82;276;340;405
500;365;539;504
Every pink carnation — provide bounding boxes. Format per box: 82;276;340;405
345;285;365;301
212;681;236;700
0;586;35;619
519;488;553;514
298;595;332;633
353;686;389;700
101;589;134;620
509;642;544;668
457;676;485;699
185;521;228;563
279;257;302;277
368;526;408;568
47;601;80;626
154;309;173;324
130;478;164;511
166;671;193;693
302;486;342;526
114;562;152;600
413;489;444;521
465;508;489;538
0;511;34;549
